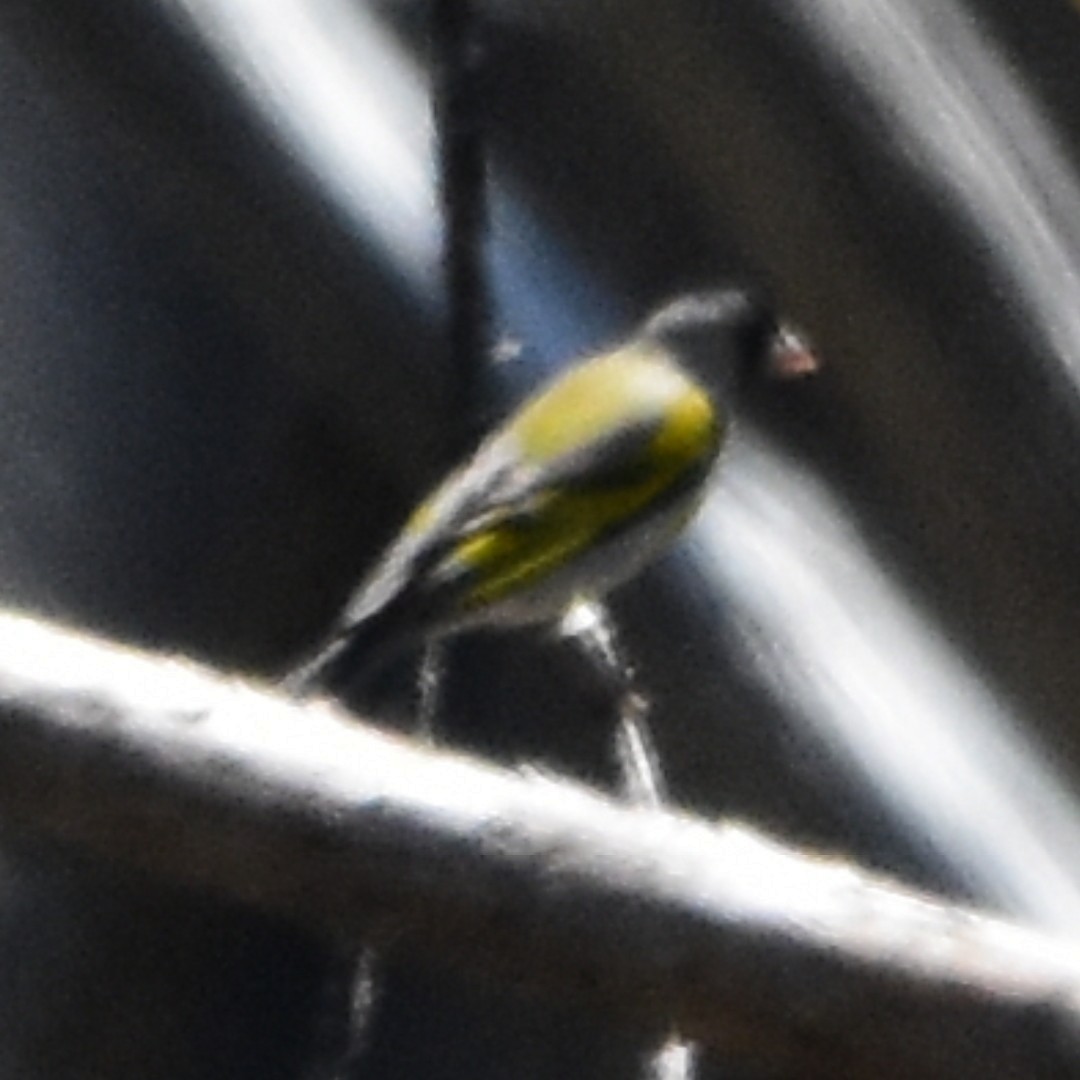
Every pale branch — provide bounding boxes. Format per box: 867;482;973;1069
0;611;1078;1077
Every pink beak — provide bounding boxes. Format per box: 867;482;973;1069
768;324;820;380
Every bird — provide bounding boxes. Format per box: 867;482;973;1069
285;286;816;697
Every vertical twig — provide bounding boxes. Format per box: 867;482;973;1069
304;946;382;1080
312;3;494;1076
432;0;490;454
310;3;492;1074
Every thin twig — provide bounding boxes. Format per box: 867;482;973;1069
433;0;489;453
312;3;493;1070
304;943;382;1080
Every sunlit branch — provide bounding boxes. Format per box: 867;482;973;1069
0;611;1078;1079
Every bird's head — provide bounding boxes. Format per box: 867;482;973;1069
640;287;818;404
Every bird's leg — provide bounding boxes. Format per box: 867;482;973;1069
560;599;666;806
559;599;697;1079
415;640;447;743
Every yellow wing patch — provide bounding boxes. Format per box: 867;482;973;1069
513;346;704;462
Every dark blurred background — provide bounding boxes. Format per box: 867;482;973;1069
2;0;1080;1076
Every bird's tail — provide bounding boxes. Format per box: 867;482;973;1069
282;607;415;699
